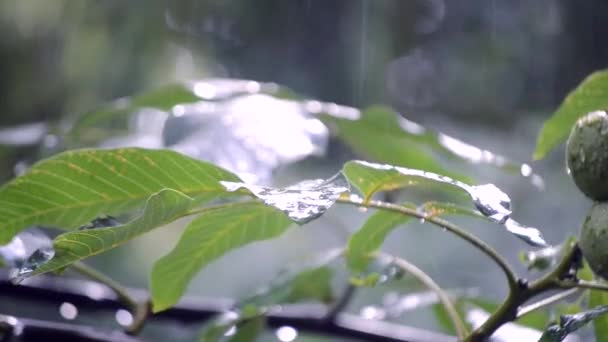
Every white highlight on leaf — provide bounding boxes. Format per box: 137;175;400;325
221;176;349;224
350;161;548;247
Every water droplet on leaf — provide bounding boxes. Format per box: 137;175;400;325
221;174;349;224
9;247;55;284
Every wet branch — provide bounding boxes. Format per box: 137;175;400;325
336;197;519;291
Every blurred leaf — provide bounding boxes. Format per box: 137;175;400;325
13;189;194;282
539;305;608;341
226;316;265;342
589;286;608;341
555;303;583;316
200;305;265;342
520;245;564;272
346;207;413;273
220;176;348;224
68;84;200;145
534;69;608;160
283;266;334;304
321;106;467;181
151;202;292;312
0;148;240;244
350;272;381;287
578;261;594;282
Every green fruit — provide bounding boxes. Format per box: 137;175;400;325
566;110;608;200
579;202;608;279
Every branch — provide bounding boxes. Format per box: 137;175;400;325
70;262;148;335
0;314;140;342
336;196;519;291
0;272;456;342
376;252;468;339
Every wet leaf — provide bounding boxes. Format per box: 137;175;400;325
343;160;548;247
539;305;608;341
151;202;292;312
589;286;608;341
346;207;413;273
0;148;240;244
323;105;543;186
534;69;608;160
11;189;194;283
420;202;484;219
220;175;349;225
320;106;464;180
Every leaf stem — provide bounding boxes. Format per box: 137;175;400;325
376;252;468;339
70;262;148;334
336;196;519;291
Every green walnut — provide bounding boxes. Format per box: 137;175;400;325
566;110;608;200
580;201;608;279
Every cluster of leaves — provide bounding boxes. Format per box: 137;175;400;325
1;67;608;341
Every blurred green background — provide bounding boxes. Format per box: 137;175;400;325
2;1;608;340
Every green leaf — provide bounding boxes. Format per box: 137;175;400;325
321;106;468;181
346;208;413;273
420;201;483;219
199;305;265;342
0;148;240;244
283;266;334;304
534;69;608;160
15;189;194;281
68;84;200;146
151;202;293;312
589;287;608;341
342;160;467;203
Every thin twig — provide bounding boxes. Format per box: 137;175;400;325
325;284;356;322
557;279;608;292
70;262;149;334
376;252;468;339
70;262;139;312
517;288;580;318
336;196;519;291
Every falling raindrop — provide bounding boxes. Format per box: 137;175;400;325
59;302;78;320
276;326;298;342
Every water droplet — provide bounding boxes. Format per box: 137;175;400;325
115;309;133;326
503;219;548;247
360;306;386;320
276;326;298;342
221;174;349;224
9;247;55;284
78;215;121;230
468;184;511;224
59;302;78;320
